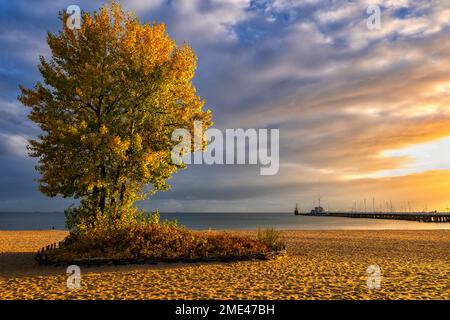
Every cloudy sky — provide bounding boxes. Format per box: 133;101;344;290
1;0;450;213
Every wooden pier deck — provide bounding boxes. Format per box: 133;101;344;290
296;212;450;222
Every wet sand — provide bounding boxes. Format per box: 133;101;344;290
0;230;449;299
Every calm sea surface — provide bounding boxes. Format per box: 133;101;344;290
0;212;449;230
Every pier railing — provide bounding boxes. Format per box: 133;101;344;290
298;212;450;222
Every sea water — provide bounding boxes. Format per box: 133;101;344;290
0;212;449;230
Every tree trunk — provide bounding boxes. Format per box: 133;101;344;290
99;164;107;214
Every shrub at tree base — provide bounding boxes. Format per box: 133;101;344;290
36;220;286;265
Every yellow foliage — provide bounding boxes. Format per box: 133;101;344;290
99;125;108;135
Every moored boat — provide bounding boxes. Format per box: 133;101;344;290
309;206;328;215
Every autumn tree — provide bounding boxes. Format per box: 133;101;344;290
19;3;212;230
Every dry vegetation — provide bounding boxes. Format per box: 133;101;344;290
37;222;285;265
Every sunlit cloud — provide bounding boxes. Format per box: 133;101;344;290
374;137;450;177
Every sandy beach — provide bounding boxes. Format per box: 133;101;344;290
0;230;448;300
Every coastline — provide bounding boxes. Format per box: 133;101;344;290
0;230;449;299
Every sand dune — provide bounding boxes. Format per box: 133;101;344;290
0;230;448;299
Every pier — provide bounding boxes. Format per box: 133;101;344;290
297;212;450;223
